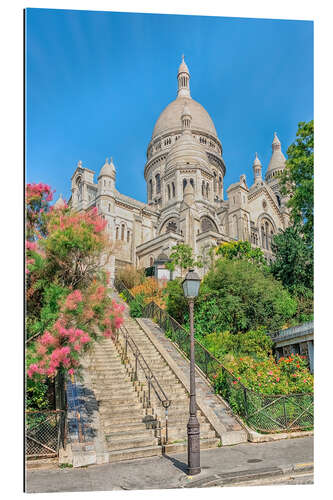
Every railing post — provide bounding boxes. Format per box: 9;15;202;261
134;348;139;381
243;387;248;417
283;396;287;429
125;331;128;358
148;376;151;408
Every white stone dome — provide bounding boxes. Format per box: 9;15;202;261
166;129;209;168
152;97;218;139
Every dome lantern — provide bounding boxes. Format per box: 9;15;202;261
177;55;191;98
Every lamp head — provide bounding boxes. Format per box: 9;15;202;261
182;269;201;299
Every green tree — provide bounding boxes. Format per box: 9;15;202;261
280;120;314;241
271;225;313;292
193;258;297;337
166;243;203;277
166;257;297;336
165;278;188;324
270;120;314;323
215;240;267;268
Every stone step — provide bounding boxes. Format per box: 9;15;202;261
99;401;142;411
163;437;220;454
91;375;131;383
97;396;141;405
107;436;158;452
108;445;162;463
105;428;156;441
166;429;217;441
102;415;150;426
93;386;135;394
162;422;212;434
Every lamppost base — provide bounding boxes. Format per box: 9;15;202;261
187;417;201;475
187;466;201;476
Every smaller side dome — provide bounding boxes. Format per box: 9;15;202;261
98;157;116;179
54;194;66;209
265;132;286;182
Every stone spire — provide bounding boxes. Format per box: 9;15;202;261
253;152;262;184
177;55;191;98
265;132;286;183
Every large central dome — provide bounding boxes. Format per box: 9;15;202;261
152;96;217;139
150;56;218;141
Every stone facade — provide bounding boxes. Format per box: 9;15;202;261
67;57;290;280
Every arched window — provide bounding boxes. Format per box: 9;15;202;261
149;179;152;200
183;178;187;191
219;176;222;197
108;203;111;212
276;194;281;207
167;184;171;200
261;226;265;248
206;183;209;199
234;215;238;239
76;176;82;202
121;224;125;241
265;222;269;250
190;178;194;189
127;230;130;243
149;256;154;267
213;172;217;192
116;227;119;240
155;174;161;194
201;216;217;233
104;180;106;186
172;182;175;198
202;181;205;197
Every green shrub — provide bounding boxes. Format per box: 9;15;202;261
201;328;273;361
165;278;188;324
193;258;297;336
129;293;145;318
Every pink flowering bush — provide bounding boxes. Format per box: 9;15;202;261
26;182;124;392
27;279;125;380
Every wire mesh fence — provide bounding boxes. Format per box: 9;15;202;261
26;410;66;458
114;280;314;433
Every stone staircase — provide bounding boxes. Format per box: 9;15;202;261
67;293;247;466
118;317;220;453
89;338;162;463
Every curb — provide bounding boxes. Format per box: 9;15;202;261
181;462;314;488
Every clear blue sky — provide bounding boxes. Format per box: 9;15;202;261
25;8;313;203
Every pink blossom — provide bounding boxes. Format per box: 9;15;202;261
26;241;37;251
80;334;91;344
68;368;74;375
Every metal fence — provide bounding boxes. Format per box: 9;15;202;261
114;279;314;433
26;410;66;458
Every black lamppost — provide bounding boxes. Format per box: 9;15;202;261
182;269;201;476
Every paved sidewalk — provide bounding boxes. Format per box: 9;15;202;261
26;436;313;492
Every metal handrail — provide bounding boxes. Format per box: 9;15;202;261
115;280;313;432
115;323;171;444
